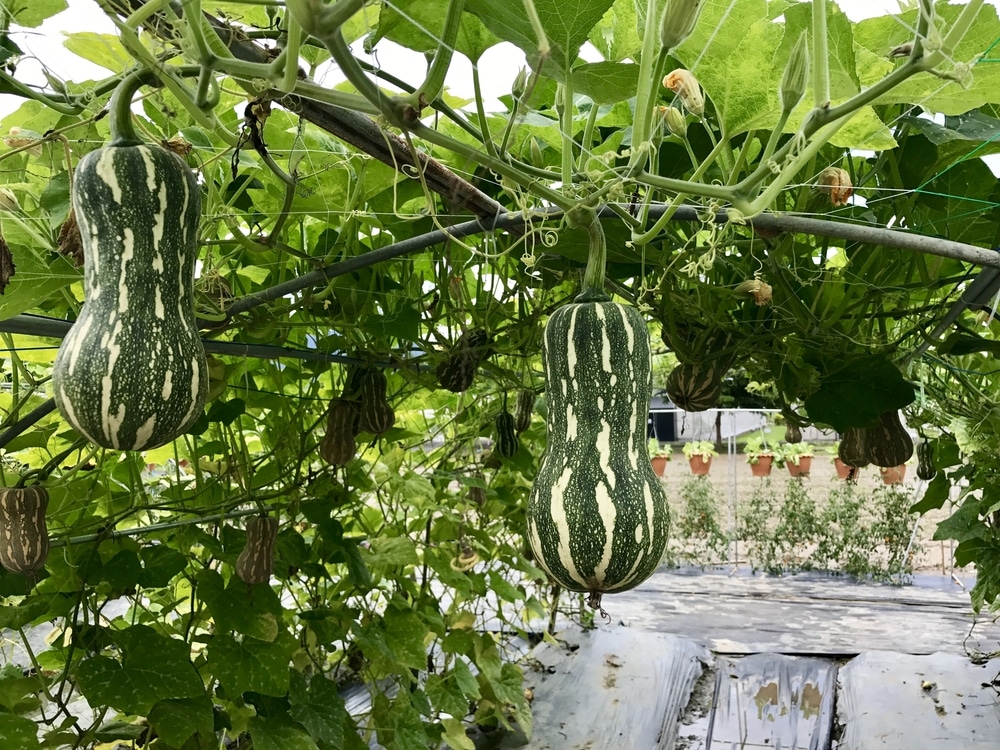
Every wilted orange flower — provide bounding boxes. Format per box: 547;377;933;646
817;167;853;206
662;69;704;116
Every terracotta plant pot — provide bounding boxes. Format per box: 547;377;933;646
651;456;669;477
833;457;852;480
688;455;712;476
749;455;773;477
881;465;906;485
786;455;813;478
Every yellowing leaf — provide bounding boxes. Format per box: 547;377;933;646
62;32;131;73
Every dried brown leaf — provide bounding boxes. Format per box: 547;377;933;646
0;234;15;294
57;209;84;267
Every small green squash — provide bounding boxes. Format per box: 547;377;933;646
51;76;208;450
494;410;519;459
0;486;50;576
435;329;493;393
357;369;395;435
838;427;869;468
916;439;936;481
527;296;670;607
319;398;359;466
235;515;279;585
513;389;536;433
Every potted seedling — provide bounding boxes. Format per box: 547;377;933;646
880;464;907;485
781;441;815;478
743;434;775;477
683;440;718;476
649;438;672;476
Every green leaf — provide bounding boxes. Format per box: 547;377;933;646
249;715;319;750
441;717;475;750
0;674;46;713
451;658;480;699
94;720;146;743
588;0;641;62
572;62;640;104
209;632;296;697
802;355;915;432
372;692;428;750
0;596;50;629
466;0;614;72
1;425;55;453
382;603;430;671
62;32;131;72
0;250;78;322
99;549;142;592
206;397;246;425
148;695;216;748
372;0;500;62
937;332;1000;356
288;671;348;747
854;3;1000;115
932;497;990;544
0;714;41;749
138;545;188;588
367;536;419;569
671;0;777;134
363;305;421;342
425;673;469;720
38;170;71;229
74;626;204;715
910;471;950;514
8;0;66;27
196;569;282;639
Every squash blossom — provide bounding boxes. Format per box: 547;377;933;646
817;167;853;206
659;0;704;52
780;32;809;112
661;106;688;138
663;69;704;116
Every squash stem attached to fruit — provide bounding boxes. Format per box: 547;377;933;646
577;211;609;301
108;68;163;146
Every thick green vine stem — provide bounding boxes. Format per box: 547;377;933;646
108;68;161;146
573;210;610;302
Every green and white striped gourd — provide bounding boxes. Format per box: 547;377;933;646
527;297;669;608
51;77;208;451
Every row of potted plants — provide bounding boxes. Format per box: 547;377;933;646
649;437;909;484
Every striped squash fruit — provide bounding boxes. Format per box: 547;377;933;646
916;439;936;481
838;427;869;468
861;410;913;468
51;93;208;450
664;361;724;412
527;298;669;609
235;515;279;585
0;486;50;576
435;328;493;393
513;389;536;433
357;369;395;435
319;398;359;466
494;410;519;459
